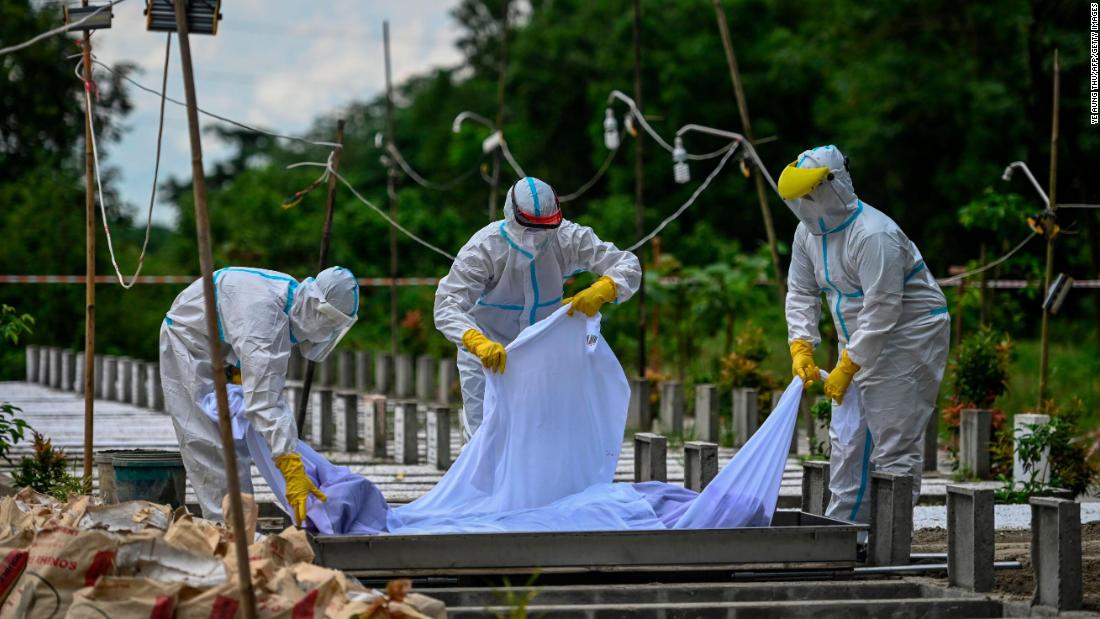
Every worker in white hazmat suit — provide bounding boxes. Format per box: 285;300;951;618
160;266;358;523
434;177;642;439
777;145;950;524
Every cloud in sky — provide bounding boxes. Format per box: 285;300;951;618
86;0;464;226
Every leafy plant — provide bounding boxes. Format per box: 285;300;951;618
0;305;34;346
994;401;1100;502
0;403;29;464
493;572;541;619
12;432;82;501
951;327;1012;408
807;399;832;459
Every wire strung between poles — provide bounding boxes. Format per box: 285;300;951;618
935;232;1038;286
560;141;621;203
386;143;482;190
0;0;128;58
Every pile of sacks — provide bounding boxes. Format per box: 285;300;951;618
0;489;444;618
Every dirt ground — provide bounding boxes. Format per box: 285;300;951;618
911;522;1100;611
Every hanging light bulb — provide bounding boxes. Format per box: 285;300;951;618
673;136;690;184
603;108;620;150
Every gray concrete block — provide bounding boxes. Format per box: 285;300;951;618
394;353;414;398
1014;413;1051;485
731;388;758;448
286;383;307;439
131;361;147;408
74;352;85;395
317;358;337;387
869;472;914;566
101;356;118;401
315;388;336;449
923;408;939;472
627;377;651;432
25;345;38;383
374;352;392;395
117;357;133;403
354;351;371;392
49;347;62;389
427;406;452;470
960;409;992;479
365;395;387;459
801;461;831;516
338;391;360;452
437;358;457;404
147;363;163;411
1030;497;1082;611
693;384;719;443
946;484;994;592
287;349;304;382
394;400;419;465
38;347;50;386
416;355;437;403
61;350;76;392
683;441;718;492
633;433;667;483
658;380;684;435
94;355;104;398
337;350;356;390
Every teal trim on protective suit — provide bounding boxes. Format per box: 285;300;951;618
477;297;524;311
849;429;873;521
164;316;173;326
213;267;301;344
930;307;949;316
526;177;542;216
817;202;866;341
498;222;548;326
904;261;926;283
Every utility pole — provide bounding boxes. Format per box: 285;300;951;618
488;0;511;221
384;22;399;362
1037;50;1060;409
79;0;96;493
295;120;346;434
632;0;647;377
172;1;256;615
712;0;785;301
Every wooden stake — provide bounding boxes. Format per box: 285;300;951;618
1038;49;1060;409
384;22;399;361
173;2;256;616
80;0;96;493
712;0;785;301
296;119;346;433
633;0;648;377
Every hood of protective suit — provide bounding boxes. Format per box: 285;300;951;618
290;266;358;361
781;145;859;235
504;177;562;251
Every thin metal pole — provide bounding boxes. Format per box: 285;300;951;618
1038;49;1060;409
296;119;346;433
172;2;256;616
384;22;399;361
632;0;647;377
712;0;785;301
489;0;510;221
80;0;95;493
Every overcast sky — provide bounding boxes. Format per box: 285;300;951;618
86;0;464;226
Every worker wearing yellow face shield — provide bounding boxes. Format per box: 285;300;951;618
778;145;950;524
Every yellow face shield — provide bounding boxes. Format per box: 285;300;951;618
777;162;831;200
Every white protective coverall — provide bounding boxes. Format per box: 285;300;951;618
434;177;642;439
783;145;950;523
159;266;358;519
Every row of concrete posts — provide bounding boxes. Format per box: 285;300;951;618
24;345;165;410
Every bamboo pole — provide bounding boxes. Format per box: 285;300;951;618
296;120;346;433
172;2;256;615
80;0;96;493
488;0;511;221
384;22;399;362
1037;50;1060;409
712;0;785;301
632;0;648;377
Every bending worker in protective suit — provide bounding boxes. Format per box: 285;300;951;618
435;177;642;439
160;266;358;523
778;145;950;524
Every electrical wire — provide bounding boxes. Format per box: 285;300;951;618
287;161;457;261
92;59;342;150
0;0;127;58
626;143;738;252
560;141;620;203
935;232;1037;286
499;138;527;178
386;143;481;190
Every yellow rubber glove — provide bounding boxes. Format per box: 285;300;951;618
824;350;860;405
274;453;326;526
462;329;507;374
564;276;618;317
790;340;821;386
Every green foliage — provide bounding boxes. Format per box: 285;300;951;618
958;189;1030;233
951;327;1013;408
0;403;29;464
719;322;780;393
808;399;832;458
0;305;34;346
493;572;541;619
12;432;82;501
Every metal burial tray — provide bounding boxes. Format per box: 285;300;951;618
312;510;867;577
